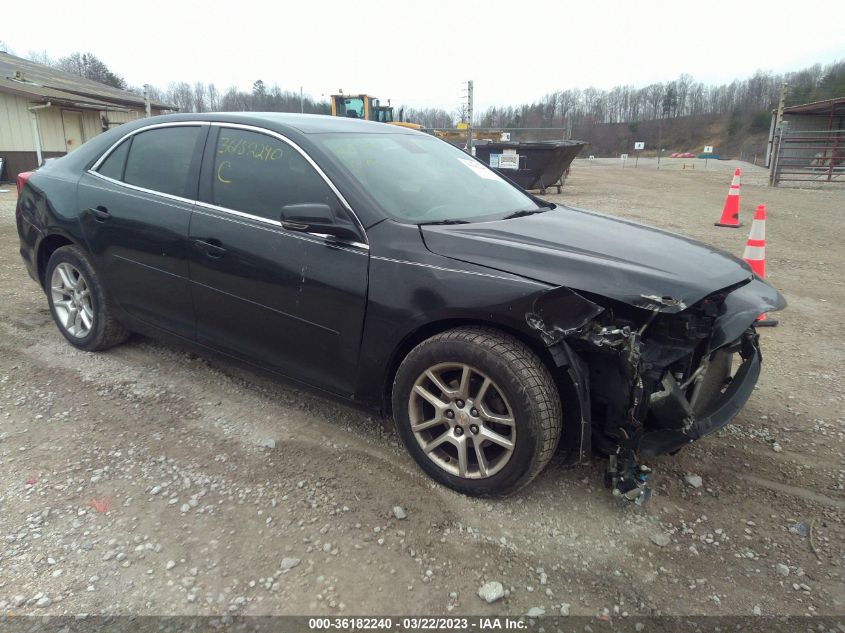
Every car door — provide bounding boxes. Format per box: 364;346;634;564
188;124;369;396
78;123;208;339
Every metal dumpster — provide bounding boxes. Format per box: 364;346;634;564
473;140;587;192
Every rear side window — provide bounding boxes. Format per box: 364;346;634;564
210;128;337;220
97;138;131;181
123;127;202;198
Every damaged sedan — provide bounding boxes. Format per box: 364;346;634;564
15;113;785;499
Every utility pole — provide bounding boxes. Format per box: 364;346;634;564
143;85;151;118
466;80;474;153
656;115;662;169
775;82;788;129
300;86;304;114
769;82;789;185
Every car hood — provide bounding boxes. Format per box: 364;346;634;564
420;206;758;312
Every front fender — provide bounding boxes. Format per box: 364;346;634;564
356;254;552;407
709;277;787;351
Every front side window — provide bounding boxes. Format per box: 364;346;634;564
315;133;540;223
210;128;338;221
122;126;202;198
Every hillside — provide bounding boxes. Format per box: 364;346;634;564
568;111;771;161
469;59;845;161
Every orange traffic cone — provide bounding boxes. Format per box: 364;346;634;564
743;204;778;327
715;168;743;227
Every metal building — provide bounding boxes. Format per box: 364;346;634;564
767;96;845;186
0;52;174;181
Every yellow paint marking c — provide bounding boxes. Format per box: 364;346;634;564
216;161;232;183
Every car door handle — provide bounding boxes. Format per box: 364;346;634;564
86;206;111;222
193;239;227;258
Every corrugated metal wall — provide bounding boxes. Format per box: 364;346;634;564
81;111;103;141
1;92;151;153
0;93;34;151
37;108;102;151
104;110;145;126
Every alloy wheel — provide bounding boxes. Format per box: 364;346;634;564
51;263;94;339
408;363;516;479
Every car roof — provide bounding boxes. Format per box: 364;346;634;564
135;112;417;135
40;111;423;180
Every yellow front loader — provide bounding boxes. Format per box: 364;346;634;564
329;93;421;129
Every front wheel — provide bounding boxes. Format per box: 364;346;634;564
392;327;562;496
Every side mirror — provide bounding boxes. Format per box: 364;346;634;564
280;203;360;242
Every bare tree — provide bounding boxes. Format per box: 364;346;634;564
193;82;207;113
676;74;693;115
645;84;664;120
207;83;220;111
166;82;195;113
26;50;54;65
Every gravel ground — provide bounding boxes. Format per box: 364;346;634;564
0;163;842;618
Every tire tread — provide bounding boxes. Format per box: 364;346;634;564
395;326;562;495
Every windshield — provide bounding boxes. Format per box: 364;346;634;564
315;133;540;223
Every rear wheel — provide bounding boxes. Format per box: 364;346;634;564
46;245;130;351
392;327;562;496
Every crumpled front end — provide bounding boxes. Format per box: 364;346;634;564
527;276;786;503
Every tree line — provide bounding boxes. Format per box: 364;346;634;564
26;50;129;91
146;79;328;115
476;60;845;130
21;50;329;115
18;48;845;134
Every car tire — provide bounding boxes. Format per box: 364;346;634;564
392;326;562;496
45;245;130;351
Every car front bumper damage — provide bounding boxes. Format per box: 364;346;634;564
526;277;784;503
639;328;761;456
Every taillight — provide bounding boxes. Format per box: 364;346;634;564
16;171;33;195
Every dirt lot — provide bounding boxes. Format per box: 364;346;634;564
0;164;842;619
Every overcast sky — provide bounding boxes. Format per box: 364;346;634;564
4;0;845;111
